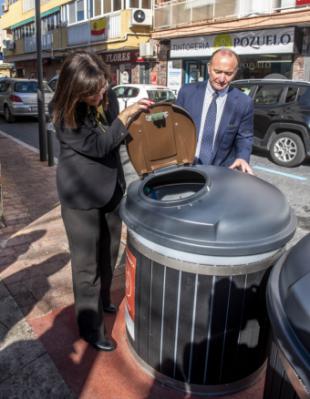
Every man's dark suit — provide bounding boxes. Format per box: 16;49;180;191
176;81;254;167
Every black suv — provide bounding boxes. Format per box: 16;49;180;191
231;79;310;167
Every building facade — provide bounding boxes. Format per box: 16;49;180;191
152;0;310;93
0;0;156;83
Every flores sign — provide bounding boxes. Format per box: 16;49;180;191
170;28;294;58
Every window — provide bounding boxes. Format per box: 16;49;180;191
285;87;298;104
147;90;176;102
103;0;111;14
113;0;122;11
235;85;252;97
0;81;9;92
114;86;139;98
77;0;85;21
254;85;283;105
14;81;53;93
94;0;101;15
68;2;76;23
298;87;310;107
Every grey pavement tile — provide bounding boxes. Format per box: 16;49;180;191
0;353;75;399
0;281;10;300
0;293;25;343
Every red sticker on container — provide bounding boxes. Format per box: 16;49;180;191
125;247;136;320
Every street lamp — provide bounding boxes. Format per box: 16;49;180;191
35;0;47;162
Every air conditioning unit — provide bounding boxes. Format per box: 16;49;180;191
130;9;152;27
139;42;156;58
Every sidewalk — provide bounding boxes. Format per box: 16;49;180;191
0;132;266;399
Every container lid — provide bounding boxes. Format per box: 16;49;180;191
267;234;310;388
127;103;196;176
121;165;296;256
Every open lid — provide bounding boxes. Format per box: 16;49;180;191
127;103;196;176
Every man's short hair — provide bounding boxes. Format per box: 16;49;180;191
209;48;240;68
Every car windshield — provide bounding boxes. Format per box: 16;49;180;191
147;90;176;102
14;81;53;94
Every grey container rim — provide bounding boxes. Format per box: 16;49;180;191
128;230;285;276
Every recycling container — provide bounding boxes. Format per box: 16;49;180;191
264;234;310;399
120;103;296;396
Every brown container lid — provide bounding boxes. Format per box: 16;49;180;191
127;103;196;176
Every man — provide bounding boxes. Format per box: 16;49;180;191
176;48;254;174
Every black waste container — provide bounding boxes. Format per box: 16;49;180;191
120;104;296;396
264;234;310;399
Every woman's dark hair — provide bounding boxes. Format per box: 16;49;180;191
52;50;110;128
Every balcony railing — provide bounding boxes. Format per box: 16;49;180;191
67;13;121;46
154;0;300;30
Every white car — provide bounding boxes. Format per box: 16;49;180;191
112;84;176;111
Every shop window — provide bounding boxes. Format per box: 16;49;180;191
254;85;283;105
285;87;298;104
298;87;310;107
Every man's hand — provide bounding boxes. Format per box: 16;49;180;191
229;158;254;175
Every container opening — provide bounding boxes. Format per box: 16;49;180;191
143;170;206;202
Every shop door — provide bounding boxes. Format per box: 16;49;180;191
140;64;150;84
185;61;208;83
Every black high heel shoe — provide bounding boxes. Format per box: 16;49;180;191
103;304;117;314
81;334;116;351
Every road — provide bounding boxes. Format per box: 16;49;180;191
1;116;309;247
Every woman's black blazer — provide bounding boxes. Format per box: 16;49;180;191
55;107;128;210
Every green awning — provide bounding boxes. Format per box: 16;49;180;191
10;6;60;30
41;6;61;18
11;17;34;30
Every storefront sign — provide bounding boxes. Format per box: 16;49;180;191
296;0;310;5
170;28;295;58
104;51;139;64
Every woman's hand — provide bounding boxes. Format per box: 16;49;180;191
118;98;154;127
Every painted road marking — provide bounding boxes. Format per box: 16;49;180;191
254;165;307;181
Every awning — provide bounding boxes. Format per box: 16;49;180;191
10;6;60;30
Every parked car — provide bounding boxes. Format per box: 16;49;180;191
231;78;310;167
112;84;176;111
0;78;54;122
48;75;59;91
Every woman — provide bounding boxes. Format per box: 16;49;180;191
51;50;152;351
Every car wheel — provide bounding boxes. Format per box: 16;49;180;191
270;132;306;167
4;105;15;123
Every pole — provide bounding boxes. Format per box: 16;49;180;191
35;0;47;161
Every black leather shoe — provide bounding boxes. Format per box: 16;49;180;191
103;304;117;314
82;336;116;352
